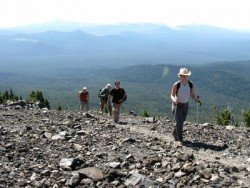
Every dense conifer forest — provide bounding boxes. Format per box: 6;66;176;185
1;61;249;124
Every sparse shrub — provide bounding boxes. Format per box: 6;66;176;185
213;106;232;125
243;109;250;127
57;103;62;111
141;109;150;117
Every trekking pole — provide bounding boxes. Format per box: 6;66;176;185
172;102;177;124
174;104;177;124
196;96;201;125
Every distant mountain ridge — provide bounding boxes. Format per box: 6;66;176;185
1;23;250;66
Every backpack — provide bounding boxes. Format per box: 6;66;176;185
176;80;193;94
98;88;108;99
123;93;127;101
80;91;88;101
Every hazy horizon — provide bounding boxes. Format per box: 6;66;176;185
0;0;250;31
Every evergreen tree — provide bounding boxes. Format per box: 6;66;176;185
3;90;9;100
57;103;62;111
243;110;250;127
9;89;14;99
27;90;50;109
28;91;36;102
0;95;3;104
45;99;50;110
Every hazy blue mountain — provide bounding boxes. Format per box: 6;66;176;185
1;23;250;67
0;22;170;35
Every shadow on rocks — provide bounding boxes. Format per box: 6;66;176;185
182;140;229;151
117;121;128;125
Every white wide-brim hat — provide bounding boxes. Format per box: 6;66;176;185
178;68;191;77
106;84;112;89
82;87;87;91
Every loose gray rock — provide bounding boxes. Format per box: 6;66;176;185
0;106;249;187
78;167;103;180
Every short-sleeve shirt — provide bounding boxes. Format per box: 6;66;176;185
109;88;125;103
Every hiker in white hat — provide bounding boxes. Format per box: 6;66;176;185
170;68;200;143
78;86;89;111
98;83;113;114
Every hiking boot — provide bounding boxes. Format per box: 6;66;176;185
172;130;178;141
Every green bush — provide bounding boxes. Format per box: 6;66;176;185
57;103;62;111
243;110;250;127
0;89;19;104
141;109;150;117
27;90;50;109
213;106;231;125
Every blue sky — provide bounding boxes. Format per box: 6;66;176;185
0;0;249;30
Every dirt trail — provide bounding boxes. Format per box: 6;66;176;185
120;124;249;168
119;124;250;185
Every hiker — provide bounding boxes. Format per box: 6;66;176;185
170;68;200;142
108;81;127;123
98;83;112;114
78;87;89;111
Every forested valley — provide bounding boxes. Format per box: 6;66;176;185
1;61;249;124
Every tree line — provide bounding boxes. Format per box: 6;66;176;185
0;88;249;127
0;89;50;109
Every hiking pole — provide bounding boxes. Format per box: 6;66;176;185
174;104;177;124
196;96;201;125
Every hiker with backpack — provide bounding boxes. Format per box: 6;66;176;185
78;87;89;112
108;81;127;123
170;68;200;143
98;83;112;114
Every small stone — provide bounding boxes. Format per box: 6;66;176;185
44;132;53;139
51;134;64;140
59;158;75;170
226;125;235;130
30;173;38;181
202;123;210;126
78;167;103;180
81;178;93;185
65;172;80;187
201;178;210;183
109;162;121;169
73;144;82;151
210;174;219;181
145;117;156;123
174;171;186;178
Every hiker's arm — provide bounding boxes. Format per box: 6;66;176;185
121;89;127;101
171;84;178;104
108;94;112;104
119;93;127;103
190;86;199;102
98;89;105;98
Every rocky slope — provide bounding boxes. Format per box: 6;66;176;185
0;102;249;187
